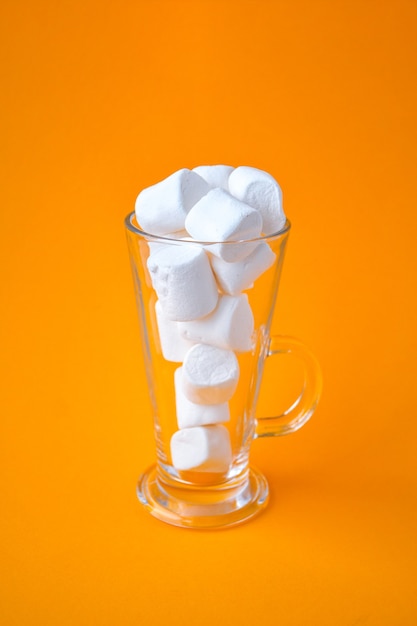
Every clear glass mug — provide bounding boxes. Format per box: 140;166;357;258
125;212;322;529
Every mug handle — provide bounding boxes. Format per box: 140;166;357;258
255;335;322;438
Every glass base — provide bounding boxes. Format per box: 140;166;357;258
137;464;269;529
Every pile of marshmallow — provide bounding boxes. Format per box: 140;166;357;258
135;165;286;475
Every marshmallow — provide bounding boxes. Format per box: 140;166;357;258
175;368;230;428
192;165;234;190
147;244;218;321
135;168;210;236
178;294;254;352
147;230;189;255
170;425;232;473
210;243;276;296
184;188;262;262
228;166;286;235
181;344;239;404
154;300;195;362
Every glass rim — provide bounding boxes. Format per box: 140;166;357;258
124;211;291;245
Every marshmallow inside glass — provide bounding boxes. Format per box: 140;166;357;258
125;165;322;529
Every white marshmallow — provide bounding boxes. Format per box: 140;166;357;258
228;166;286;235
154;301;195;362
135;168;210;235
192;165;234;190
184;188;262;262
170;425;232;473
210;243;276;296
181;344;239;404
178;294;254;352
175;368;230;428
147;230;189;255
147;244;218;321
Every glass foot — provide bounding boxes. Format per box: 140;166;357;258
137;464;269;529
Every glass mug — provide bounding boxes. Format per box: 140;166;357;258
125;211;322;529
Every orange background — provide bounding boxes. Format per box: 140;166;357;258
1;1;417;624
